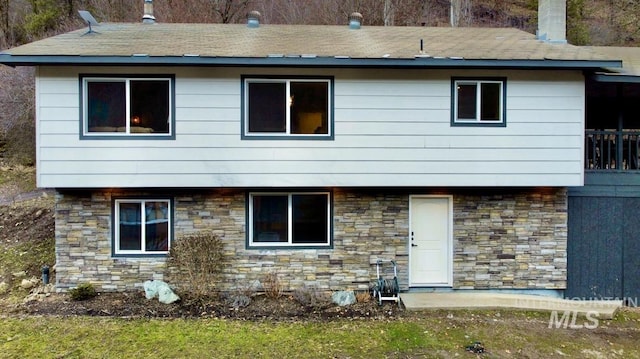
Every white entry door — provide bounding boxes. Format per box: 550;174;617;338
409;196;453;287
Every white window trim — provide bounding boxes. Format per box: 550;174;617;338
114;199;171;255
82;77;173;136
243;78;332;137
453;79;504;124
248;192;331;247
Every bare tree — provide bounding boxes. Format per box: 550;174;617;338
212;0;253;23
0;66;35;165
384;0;393;25
0;0;9;49
154;0;252;24
391;0;443;26
609;0;640;44
450;0;471;27
158;0;212;23
262;0;316;24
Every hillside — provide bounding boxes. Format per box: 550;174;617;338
0;166;54;303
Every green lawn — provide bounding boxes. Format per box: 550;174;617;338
1;311;639;358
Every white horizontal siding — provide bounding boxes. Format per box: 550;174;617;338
335;95;449;110
334;122;582;136
39;160;580;175
39;133;582;149
177;108;239;122
176;94;239;108
36;66;585;188
39;93;78;108
39;147;581;162
39;173;581;188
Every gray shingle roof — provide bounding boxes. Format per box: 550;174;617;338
587;46;640;77
0;23;622;68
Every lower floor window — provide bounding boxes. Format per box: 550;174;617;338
249;192;331;247
114;199;171;255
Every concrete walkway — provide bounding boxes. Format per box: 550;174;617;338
400;292;623;319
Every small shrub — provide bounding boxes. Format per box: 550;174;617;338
262;272;283;299
69;283;96;301
167;231;226;301
355;290;372;303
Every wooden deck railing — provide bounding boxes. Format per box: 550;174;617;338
585;130;640;170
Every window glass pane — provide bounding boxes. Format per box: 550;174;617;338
145;201;169;252
131;80;170;133
292;194;328;244
119;202;141;250
480;83;501;121
290;82;329;134
87;81;126;132
253;195;288;243
248;82;286;133
457;83;477;120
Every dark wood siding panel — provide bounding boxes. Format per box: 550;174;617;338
623;198;640;300
567;196;623;298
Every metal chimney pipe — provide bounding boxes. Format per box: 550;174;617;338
143;0;156;24
349;12;363;30
247;10;261;28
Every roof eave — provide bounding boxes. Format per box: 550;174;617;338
590;73;640;83
0;54;623;70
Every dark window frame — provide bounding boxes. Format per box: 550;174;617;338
246;190;333;249
241;75;335;140
79;74;176;140
451;77;507;127
111;197;174;257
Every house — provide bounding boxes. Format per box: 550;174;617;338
0;1;626;296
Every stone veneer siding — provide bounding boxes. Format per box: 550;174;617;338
54;187;566;292
453;188;567;289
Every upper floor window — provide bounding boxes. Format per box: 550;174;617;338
113;198;172;256
452;77;506;126
81;75;175;138
248;192;331;248
242;76;333;139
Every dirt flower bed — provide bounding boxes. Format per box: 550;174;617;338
16;291;403;321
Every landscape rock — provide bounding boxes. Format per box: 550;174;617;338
228;294;252;309
22;283;55;303
12;271;26;278
20;277;39;290
41;283;56;294
0;281;8;294
332;290;356;306
143;280;180;304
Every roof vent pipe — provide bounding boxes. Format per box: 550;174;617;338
349;12;363;30
247;10;261;28
143;0;156;24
